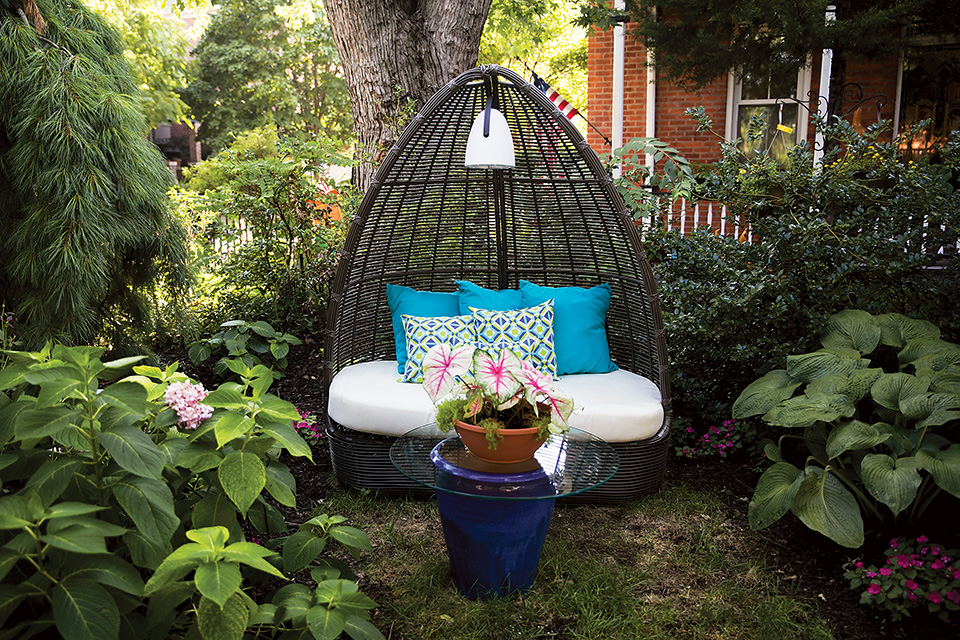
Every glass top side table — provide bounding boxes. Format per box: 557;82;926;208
389;425;619;599
389;425;620;500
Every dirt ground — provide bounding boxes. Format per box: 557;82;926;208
168;343;959;640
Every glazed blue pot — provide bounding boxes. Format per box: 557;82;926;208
431;445;556;600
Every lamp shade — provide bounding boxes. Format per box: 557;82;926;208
465;107;515;169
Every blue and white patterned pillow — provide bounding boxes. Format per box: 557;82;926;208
400;314;477;382
470;300;558;379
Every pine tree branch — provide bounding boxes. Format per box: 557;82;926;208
17;5;72;56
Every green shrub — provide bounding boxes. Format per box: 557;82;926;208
0;345;383;640
188;319;302;379
733;310;960;548
645;116;960;430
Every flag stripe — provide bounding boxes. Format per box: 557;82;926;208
533;73;579;120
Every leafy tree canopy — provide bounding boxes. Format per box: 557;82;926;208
181;0;351;154
0;0;188;348
577;0;960;88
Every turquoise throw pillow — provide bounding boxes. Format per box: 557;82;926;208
386;284;460;374
455;280;522;314
470;300;558;379
400;314;476;382
518;280;617;375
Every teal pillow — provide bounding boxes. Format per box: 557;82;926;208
455;280;522;314
518;280;617;375
386;284;460;374
470;300;558;379
400;314;476;382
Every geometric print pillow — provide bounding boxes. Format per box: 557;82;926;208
469;299;558;379
400;314;477;383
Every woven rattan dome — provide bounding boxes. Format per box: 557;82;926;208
322;65;671;502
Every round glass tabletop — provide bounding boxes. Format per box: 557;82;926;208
389;425;620;501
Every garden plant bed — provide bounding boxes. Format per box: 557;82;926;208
169;344;958;640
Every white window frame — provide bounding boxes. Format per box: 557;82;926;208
724;63;813;150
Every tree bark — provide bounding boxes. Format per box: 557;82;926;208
323;0;492;191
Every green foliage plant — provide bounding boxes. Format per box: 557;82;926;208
648;114;960;430
188;319;303;378
733;310;960;548
0;344;382;640
603;137;695;221
422;345;573;448
0;0;189;349
845;535;960;622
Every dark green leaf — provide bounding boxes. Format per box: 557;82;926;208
195;561;242;608
52;578;120;640
218;451;266;515
791;467;864;548
99;425;165;479
282;530;325;574
197;593;248;640
749;462;803;530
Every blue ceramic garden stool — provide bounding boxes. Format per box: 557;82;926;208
430;444;555;600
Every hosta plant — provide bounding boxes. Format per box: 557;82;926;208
733;310;960;548
188;319;302;378
0;345;382;640
422;344;574;447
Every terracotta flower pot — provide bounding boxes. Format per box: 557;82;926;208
453;420;546;464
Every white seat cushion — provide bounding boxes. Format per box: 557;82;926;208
328;360;664;442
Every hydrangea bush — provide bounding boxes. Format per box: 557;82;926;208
845;536;960;621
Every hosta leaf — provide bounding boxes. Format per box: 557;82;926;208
870;373;930;412
195;561;242;608
786;349;870;384
825;421;892;459
112;475;178;543
915;444;960;497
860;454;922;515
52;577;120;640
912;347;960;374
197;593;248;640
900;392;960;428
898;338;960;368
732;370;802;419
820;310;880;353
307;605;347;640
876;313;940;348
282;530;326;574
762;393;855;428
791;467;864;548
99;425;165;479
922;369;960;395
748;462;803;530
806;369;883;403
218;451;266;516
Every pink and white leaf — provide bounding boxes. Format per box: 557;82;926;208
496;391;522;412
421;343;474;403
546;393;575;428
463;387;485;419
512;360;555;407
473;348;522;404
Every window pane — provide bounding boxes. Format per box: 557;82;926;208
769;69;798;98
737;103;799;165
741;71;768;100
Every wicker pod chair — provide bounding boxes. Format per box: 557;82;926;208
321;65;671;503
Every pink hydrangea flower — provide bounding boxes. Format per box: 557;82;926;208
164;381;214;430
929;591;942;604
868;583;882;595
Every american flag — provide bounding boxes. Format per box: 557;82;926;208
533;72;579;121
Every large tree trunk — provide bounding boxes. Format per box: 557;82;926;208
323;0;492;191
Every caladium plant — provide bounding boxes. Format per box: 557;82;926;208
422;343;574;446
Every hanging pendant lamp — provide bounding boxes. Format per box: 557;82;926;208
465;76;515;169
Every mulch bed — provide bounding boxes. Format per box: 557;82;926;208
163;343;959;640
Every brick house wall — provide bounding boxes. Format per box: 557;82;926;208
586;22;901;164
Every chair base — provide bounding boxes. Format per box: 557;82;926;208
325;419;670;503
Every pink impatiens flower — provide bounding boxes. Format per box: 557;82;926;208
878;567;892;576
929;591;942;604
947;590;960;604
890;538;900;549
916;535;929;544
164;381;214;430
904;579;918;590
868;583;882;595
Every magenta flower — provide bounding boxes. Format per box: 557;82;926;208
904;579;918;590
868;583;882;595
917;535;929;544
907;593;917;603
164;381;213;430
879;567;892;576
897;555;913;568
866;570;877;578
855;561;863;569
890;538;900;549
931;559;945;570
947;590;960;604
929;591;942;604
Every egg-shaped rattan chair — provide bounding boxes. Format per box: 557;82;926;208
321;65;671;503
